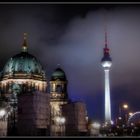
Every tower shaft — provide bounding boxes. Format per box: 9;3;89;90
104;69;111;124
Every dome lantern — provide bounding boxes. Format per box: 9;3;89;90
22;33;28;53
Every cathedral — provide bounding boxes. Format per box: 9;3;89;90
0;34;88;136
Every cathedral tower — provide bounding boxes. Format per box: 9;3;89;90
50;66;69;135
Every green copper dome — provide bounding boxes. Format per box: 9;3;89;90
51;68;66;81
3;52;44;75
1;33;46;81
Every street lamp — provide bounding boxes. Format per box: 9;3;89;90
123;104;128;109
0;108;7;136
118;117;122;120
60;117;66;136
60;117;66;124
119;103;129;116
129;112;133;116
0;109;6;120
118;103;130;127
122;104;130;127
55;116;61;124
0;109;6;119
123;104;129;125
92;122;101;129
55;116;66;136
111;120;114;125
90;122;101;136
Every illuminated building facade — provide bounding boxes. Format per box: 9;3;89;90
50;67;69;136
0;33;48;136
0;34;88;136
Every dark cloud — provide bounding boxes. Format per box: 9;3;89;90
0;4;140;121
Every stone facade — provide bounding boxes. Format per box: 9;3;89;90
62;101;88;136
17;91;50;136
0;120;7;136
0;35;89;136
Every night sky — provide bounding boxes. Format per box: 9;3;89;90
0;3;140;122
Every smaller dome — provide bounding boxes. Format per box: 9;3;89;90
51;68;66;81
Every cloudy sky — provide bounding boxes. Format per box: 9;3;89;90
0;3;140;122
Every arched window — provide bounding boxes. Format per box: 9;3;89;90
56;85;62;93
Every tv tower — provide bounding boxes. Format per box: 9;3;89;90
101;30;112;125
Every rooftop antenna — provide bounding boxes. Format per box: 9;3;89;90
103;9;110;55
104;9;108;48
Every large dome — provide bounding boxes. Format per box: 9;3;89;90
1;33;46;81
51;68;66;81
3;52;44;76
